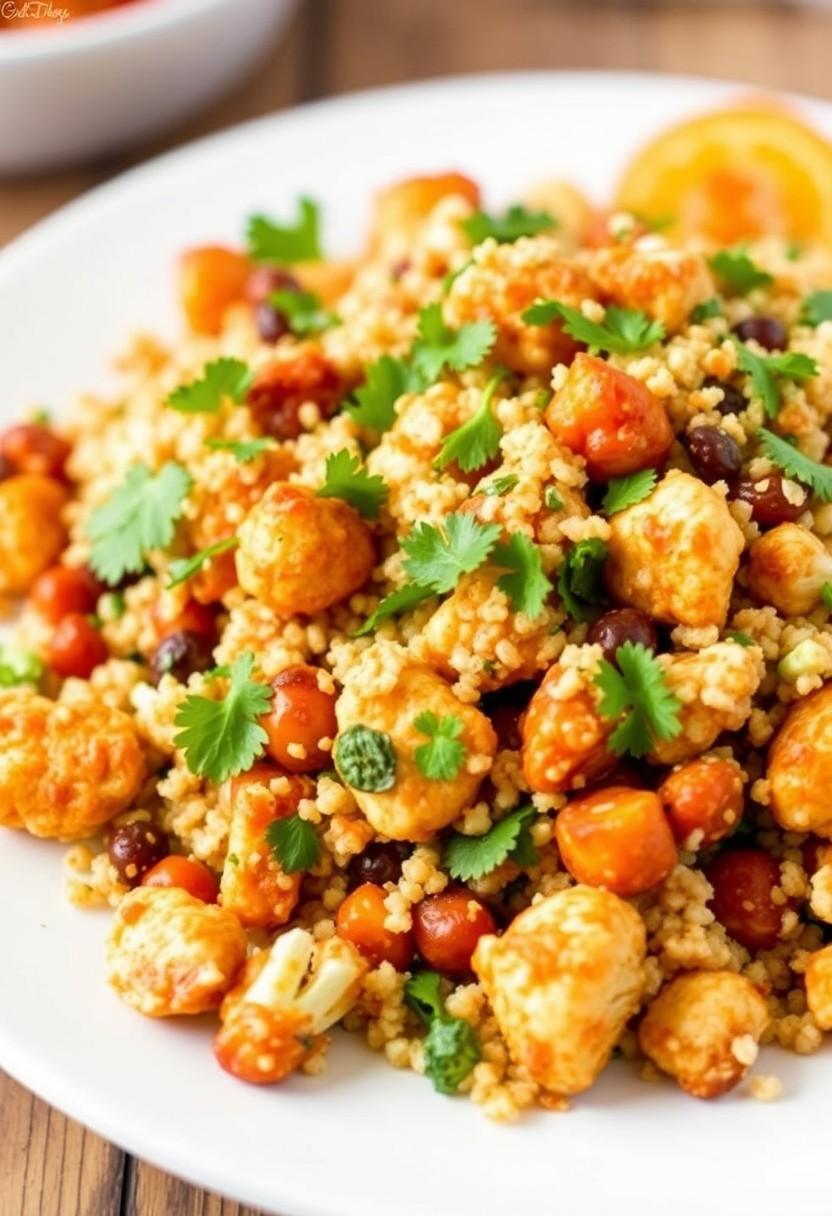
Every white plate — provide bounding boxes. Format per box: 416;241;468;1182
1;72;829;1216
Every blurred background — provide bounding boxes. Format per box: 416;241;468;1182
2;0;832;1212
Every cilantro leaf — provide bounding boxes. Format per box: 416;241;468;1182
801;290;832;327
265;813;320;874
334;724;397;791
87;462;192;586
402;513;500;594
733;341;818;419
492;533;552;618
822;582;832;612
413;712;466;781
726;630;754;647
347;354;420;431
353;583;436;637
441;257;473;296
444;805;538;882
167;358;252;413
594;641;682;758
435;371;505;473
167;536;239;589
205;437;278;463
461;205;556;245
522;300;664;354
557;538;608;622
173;652;272;783
480;473;519;497
709;248;773;294
0;645;43;688
404;970;480;1095
758;427;832;501
545;488;563;511
404;970;444;1023
269;288;339;336
316;449;389;519
691;297;723;323
411;304;496;384
602;468;657;515
246;196;321;264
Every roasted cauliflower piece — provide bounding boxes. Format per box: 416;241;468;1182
0;689;145;840
219;765;312;930
473;885;646;1095
444;236;596;374
0;474;68;595
605;470;744;628
236;482;375;617
522;659;614;794
747;524;832;616
649;641;763;766
589;241;714;332
334;641;497;841
370;172;480;255
214;927;367;1084
805;944;832;1030
769;683;832;836
106;885;247;1017
638;971;769;1098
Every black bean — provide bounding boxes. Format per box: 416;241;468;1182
702;376;747;416
150;630;215;685
347;842;410;889
686;425;743;485
108;821;169;886
733;474;807;526
587;608;658;661
732;316;788;352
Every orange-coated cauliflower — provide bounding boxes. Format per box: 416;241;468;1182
0;474;68;595
236;482;375;617
769;683;832;836
638;971;769;1098
0;689;145;840
334;641;497;841
747;524;832;616
106;885;247;1017
369;173;480;255
605;470;744;628
214;927;367;1084
589;240;714;332
473;885;646;1096
521;659;614;794
805;944;832;1030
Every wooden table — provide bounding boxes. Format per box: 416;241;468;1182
2;0;832;1211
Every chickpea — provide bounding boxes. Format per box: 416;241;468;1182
706;849;787;951
445;240;596;374
334;642;496;842
589;242;714;332
0;474;68;595
247;348;342;441
236;482;375;617
659;756;744;848
769;684;832;837
0;423;70;480
521;662;614;794
261;665;337;773
29;564;101;623
370;172;480;252
179;245;250;334
805;945;832;1030
0;689;145;840
638;971;769;1098
412;890;497;977
555;786;677;896
218;764;311;929
747;524;832;616
106;886;247;1017
605;470;744;628
336;882;414;970
46;612;108;679
143;856;219;904
545;354;672;481
473;885;646;1095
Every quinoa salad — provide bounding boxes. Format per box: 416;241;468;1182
6;107;832;1121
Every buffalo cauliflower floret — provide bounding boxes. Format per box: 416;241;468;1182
650;641;763;766
219;765;312;930
747;524;832;616
214;927;367;1084
473;885;646;1095
0;689;145;839
106;885;247;1017
589;240;714;332
521;658;614;794
638;971;769;1098
0;474;68;595
369;173;480;256
334;641;497;841
769;683;832;836
236;482;375;617
605;470;744;628
444;235;596;374
805;945;832;1030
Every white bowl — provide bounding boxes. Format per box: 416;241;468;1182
2;72;831;1216
0;0;297;173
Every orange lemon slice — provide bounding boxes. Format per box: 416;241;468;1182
615;103;832;246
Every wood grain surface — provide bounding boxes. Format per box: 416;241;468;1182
3;0;832;1212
